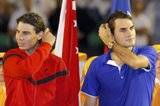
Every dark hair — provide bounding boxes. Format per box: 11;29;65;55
107;11;132;34
17;12;46;33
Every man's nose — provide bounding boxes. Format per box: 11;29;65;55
18;34;24;40
126;30;133;37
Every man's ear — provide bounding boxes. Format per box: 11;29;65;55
37;31;44;40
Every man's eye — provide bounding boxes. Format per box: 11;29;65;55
16;30;20;33
120;29;127;32
130;26;135;30
23;31;30;35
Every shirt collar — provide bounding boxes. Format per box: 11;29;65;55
106;60;122;71
105;51;122;71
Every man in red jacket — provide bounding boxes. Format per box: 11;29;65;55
3;12;70;106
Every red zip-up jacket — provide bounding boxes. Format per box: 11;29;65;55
3;42;70;106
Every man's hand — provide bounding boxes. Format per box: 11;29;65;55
98;23;115;49
42;28;55;46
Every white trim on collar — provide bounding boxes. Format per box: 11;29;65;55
106;60;122;71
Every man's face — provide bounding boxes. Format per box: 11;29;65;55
16;22;40;51
114;18;136;48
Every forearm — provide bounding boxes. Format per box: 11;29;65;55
83;96;97;106
112;43;149;69
22;42;51;71
3;42;52;78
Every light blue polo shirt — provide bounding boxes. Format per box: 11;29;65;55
81;46;157;106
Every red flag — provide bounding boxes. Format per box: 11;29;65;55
55;0;80;105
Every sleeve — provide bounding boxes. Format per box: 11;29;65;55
81;60;100;97
54;59;70;104
3;42;51;78
139;46;157;72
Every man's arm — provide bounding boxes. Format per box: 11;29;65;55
81;58;100;106
82;92;98;106
112;43;149;69
3;43;52;78
99;24;149;69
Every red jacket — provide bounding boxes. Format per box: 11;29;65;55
3;42;70;106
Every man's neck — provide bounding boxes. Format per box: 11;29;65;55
25;43;39;55
111;52;124;66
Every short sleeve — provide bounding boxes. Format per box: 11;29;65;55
138;46;157;72
81;60;100;97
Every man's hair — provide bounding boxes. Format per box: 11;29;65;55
17;12;46;33
107;11;132;34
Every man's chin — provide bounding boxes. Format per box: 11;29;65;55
120;44;134;48
19;47;27;50
126;43;135;47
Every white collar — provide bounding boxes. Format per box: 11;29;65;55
106;60;122;71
